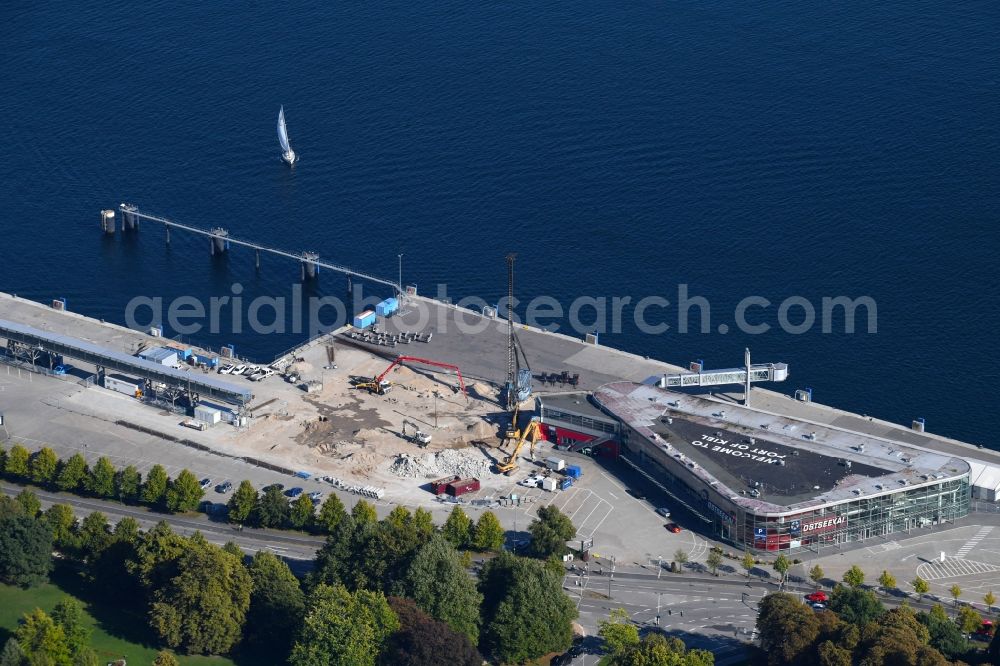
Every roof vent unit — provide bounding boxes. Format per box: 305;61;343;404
898;479;908;485
853;489;862;495
874;484;883;490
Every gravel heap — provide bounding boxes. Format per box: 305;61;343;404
389;448;491;479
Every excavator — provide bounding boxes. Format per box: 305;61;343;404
353;355;467;397
496;420;541;475
402;419;431;447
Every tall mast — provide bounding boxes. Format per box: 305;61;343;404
506;253;517;410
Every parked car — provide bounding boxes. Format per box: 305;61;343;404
262;483;284;493
53;364;69;375
215;481;233;493
218;364;235;375
665;523;682;534
656;507;671;518
806;591;829;603
199;478;212;490
811;602;826;611
308;491;323;502
286;487;304;498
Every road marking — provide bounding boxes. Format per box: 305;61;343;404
916;557;1000;581
955;526;993;559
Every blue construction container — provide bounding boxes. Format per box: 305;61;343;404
353;310;376;329
565;465;582;479
559;478;574;491
375;297;399;317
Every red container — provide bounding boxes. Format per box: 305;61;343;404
445;478;481;497
430;476;459;495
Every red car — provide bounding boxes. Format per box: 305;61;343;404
665;523;682;534
806;591;828;603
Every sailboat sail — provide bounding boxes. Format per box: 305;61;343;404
277;106;292;154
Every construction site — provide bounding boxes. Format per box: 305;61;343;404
3;205;1000;559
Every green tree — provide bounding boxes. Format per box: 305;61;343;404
949;583;961;606
773;554;791;585
222;541;244;560
87;457;116;498
527;505;576;559
165;469;203;513
912;576;930;599
15;489;40;518
706;548;723;576
985;590;996;611
843;564;865;589
817;639;852;666
227;480;257;524
4;444;30;479
613;633;713;666
289;493;316;530
315;493;346;534
472;510;506;552
756;593;820;666
140;464;169;506
289;584;399;666
77;511;112;560
42;504;78;553
917;605;968;659
402;534;483;644
827;585;884;626
383;596;482;666
0;639;27;666
51;598;90;662
743;553;756;578
310;516;357;590
674;548;689;570
29;447;59;486
479;551;577;663
55;453;88;492
152;652;180;666
15;608;71;666
956;605;981;633
252;485;290;528
598;607;640;657
878;570;897;593
246;551;304;657
413;507;435;540
441;506;472;548
114;465;141;502
0;514;53;587
351;499;378;525
148;540;252;654
810;564;825;587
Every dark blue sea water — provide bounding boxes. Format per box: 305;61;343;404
2;1;998;445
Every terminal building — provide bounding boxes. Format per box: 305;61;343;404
544;383;974;553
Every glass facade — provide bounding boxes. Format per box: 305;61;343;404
618;423;971;554
741;476;970;554
539;406;618;435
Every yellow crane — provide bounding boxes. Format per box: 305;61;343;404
496;420;541;476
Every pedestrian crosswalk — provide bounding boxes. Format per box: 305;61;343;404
955;526;993;559
916;557;1000;581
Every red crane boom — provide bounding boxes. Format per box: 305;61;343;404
375;356;467;396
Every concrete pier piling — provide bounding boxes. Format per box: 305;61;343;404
119;203;139;231
100;209;116;234
210;228;229;255
301;251;319;280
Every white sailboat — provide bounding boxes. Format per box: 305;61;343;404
278;106;297;164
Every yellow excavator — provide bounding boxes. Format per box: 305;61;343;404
496;420;541;476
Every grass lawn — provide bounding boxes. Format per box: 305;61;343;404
0;566;247;666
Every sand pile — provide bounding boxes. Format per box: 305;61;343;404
389;448;491;479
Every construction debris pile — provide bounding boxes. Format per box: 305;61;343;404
389;449;491;480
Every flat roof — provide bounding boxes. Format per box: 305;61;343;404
538;392;614;421
594;382;970;514
0;318;251;404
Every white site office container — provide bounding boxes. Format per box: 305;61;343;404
104;374;144;396
545;457;566;472
541;477;558;492
194;405;222;425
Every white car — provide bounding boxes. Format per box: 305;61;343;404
519;475;542;488
218;364;235;375
231;364;246;375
